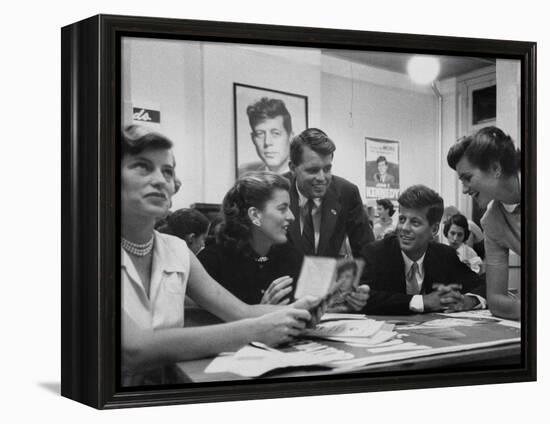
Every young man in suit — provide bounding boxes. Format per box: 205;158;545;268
285;128;374;259
360;184;486;315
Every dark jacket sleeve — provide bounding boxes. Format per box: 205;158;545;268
346;183;374;258
359;241;414;315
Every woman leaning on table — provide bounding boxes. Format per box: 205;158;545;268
120;125;319;386
447;126;521;320
198;171;370;312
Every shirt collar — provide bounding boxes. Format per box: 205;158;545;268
296;183;322;209
401;250;426;278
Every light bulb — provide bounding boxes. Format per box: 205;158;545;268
407;56;440;84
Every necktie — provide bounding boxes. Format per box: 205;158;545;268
302;199;316;255
406;262;420;295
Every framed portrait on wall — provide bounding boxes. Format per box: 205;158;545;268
61;14;536;409
234;83;308;178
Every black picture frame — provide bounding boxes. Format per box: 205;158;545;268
234;83;308;178
61;14;536;409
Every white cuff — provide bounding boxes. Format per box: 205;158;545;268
466;293;487;310
409;295;424;313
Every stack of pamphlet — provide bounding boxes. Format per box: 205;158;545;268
304;316;397;346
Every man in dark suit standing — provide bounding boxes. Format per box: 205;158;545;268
285;128;374;259
361;184;486;315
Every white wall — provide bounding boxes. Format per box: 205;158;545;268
321;71;437;202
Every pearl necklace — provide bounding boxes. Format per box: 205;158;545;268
121;235;154;256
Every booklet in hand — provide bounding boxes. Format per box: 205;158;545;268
294;256;365;304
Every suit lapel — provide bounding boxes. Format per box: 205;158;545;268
421;243;435;294
288;178;303;252
389;236;407;292
317;183;341;256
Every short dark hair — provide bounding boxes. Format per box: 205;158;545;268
122;124;173;157
376;156;388;165
157;208;210;241
290;128;336;166
218;171;291;252
443;213;471;241
398;185;444;226
447;126;520;176
246;97;292;134
376;198;395;217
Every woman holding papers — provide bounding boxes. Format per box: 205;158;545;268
199;171;370;312
447;126;521;320
120;125;318;386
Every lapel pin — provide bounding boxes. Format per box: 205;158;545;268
331;209;337;215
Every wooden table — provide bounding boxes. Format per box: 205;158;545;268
176;310;520;383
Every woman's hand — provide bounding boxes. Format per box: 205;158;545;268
260;276;294;305
292;296;325;328
252;307;311;346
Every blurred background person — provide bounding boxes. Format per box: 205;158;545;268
238;97;293;176
440;205;485;258
447;126;520;320
157;208;210;255
373;198;396;240
443;213;484;274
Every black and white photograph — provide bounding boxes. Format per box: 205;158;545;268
118;34;528;389
53;5;541;413
234;83;308;177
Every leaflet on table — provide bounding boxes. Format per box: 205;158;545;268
205;343;353;378
294;256;365;300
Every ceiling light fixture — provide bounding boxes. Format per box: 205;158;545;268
407;56;441;84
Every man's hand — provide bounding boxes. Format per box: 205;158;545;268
441;292;478;312
431;284;478;312
422;290;446;312
343;284;370;312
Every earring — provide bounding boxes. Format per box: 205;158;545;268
253;219;261;227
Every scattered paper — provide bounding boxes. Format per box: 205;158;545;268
321;313;368;322
205;343;353;377
304;319;386;338
367;342;431;353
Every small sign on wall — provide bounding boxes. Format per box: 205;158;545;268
133;107;160;124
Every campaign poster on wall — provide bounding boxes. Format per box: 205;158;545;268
365;137;400;200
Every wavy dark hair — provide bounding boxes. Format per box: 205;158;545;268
246;97;292;134
218;171;290;253
443;213;471;241
447;126;520;177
